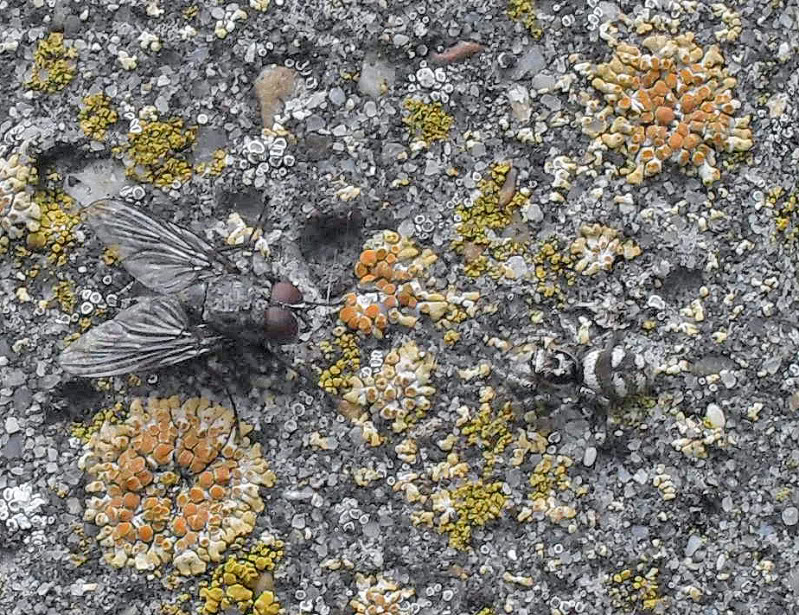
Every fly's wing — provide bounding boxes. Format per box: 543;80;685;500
60;296;226;377
85;199;233;294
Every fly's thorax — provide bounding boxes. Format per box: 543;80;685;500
203;274;269;340
580;338;653;402
177;282;209;323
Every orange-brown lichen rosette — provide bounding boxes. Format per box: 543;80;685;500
579;33;752;185
339;230;438;337
79;396;276;575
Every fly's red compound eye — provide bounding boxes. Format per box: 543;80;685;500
271;281;302;305
264;307;298;344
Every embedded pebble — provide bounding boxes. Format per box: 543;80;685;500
4;417;20;434
705;404;726;429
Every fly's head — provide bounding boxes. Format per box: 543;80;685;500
263;280;304;344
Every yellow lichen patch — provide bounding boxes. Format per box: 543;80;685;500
195;149;228;177
521;454;579;523
51;279;77;314
608;565;663;611
460;397;515;473
343;339;436;434
0;152;40;240
435;479;507;551
507;0;541;38
79;396;277;574
531;238;576;300
579;32;753;185
453;162;529;249
79;94;119;141
199;539;284;615
767;187;799;244
71;402;126;443
570;223;641;276
670;410;729;459
317;329;361;395
119;117;197;187
349;573;415;614
26;32;78;93
402;98;454;145
27;189;81;265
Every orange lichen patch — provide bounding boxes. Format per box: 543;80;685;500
78;396;277;575
209;484;227;500
580;32;753;186
340;230;440;337
137;525;154;543
343;339;437;434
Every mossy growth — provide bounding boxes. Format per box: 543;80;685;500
441;480;507;550
26;32;77;93
199;540;284;615
317;328;361;395
403;98;454;144
79;94;119;141
117;117;197;187
507;0;542;39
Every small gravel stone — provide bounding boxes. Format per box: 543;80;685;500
783;507;798;526
583;446;597;467
5;416;20;434
328;87;346;106
686;534;702;557
512;46;545;79
706;404;725;429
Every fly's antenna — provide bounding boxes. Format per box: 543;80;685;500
282;297;345;309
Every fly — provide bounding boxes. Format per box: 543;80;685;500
60;198;323;378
